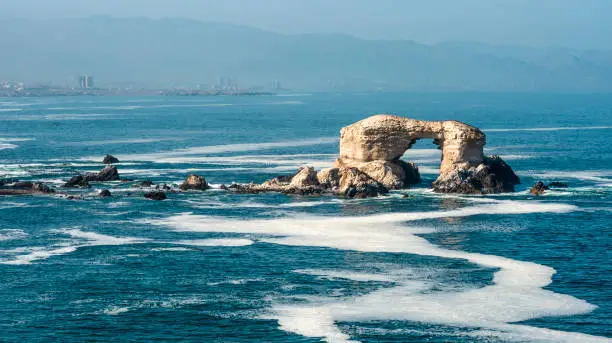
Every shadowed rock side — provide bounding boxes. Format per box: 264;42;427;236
335;114;519;193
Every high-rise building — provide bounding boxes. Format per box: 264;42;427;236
78;75;94;89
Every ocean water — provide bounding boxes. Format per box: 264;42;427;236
0;93;610;343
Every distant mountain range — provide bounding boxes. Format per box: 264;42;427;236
1;16;612;91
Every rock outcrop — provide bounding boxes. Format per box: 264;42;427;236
0;181;55;195
230;166;388;198
103;154;120;164
179;174;210;191
530;181;549;196
144;191;167;201
64;166;120;188
99;189;112;197
335;115;519;194
337;167;388;198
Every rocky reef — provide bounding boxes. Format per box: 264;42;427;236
229;166;388;198
1;116;522;200
231;115;519;198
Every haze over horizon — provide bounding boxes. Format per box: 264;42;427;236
1;0;611;50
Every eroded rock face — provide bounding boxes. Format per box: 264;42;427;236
337;167;388;198
336;114;519;193
289;167;320;188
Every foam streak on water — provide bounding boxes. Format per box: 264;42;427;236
151;200;608;343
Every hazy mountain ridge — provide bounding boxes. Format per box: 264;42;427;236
1;16;611;91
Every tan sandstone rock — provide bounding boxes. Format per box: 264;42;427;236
290;167;320;188
180;174;210;191
335;114;518;193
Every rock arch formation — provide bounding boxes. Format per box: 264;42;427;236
334;115;519;193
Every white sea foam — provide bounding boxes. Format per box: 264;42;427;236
207;278;265;286
174;238;254;247
67;138;169;146
59;228;149;246
0;229;28;241
266;100;305;105
0;143;18;150
151;247;193;252
83;137;338;162
1;246;79;265
0;137;34;142
525;170;612;184
485;126;612;132
149;200;607;343
0;229;149;265
0;108;23;112
102;306;130;315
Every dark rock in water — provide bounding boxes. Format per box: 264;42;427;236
121;178;133;182
219;184;229;191
548;181;568;188
140;180;154;187
338;167;389;198
64;175;89;188
433;156;520;194
0;181;55;195
144;191;167;201
282;186;323;196
102;154;120;164
399;160;421;187
530;181;549;196
179;174;210;191
99;189;112;197
97;166;120;181
64;166;120;188
0;178;19;187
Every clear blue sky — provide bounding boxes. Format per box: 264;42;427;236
1;0;610;49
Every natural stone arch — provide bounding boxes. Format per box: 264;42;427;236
334;114;518;193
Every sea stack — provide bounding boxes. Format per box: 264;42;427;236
335;114;519;194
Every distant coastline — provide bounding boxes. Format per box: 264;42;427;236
0;88;276;97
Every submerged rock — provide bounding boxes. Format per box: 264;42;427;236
179;174;210;191
530;181;549;196
144;191;167;201
548;181;568;188
99;189;112;197
102;154;120;164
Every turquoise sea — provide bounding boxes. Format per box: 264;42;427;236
0;93;610;342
